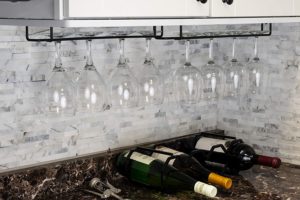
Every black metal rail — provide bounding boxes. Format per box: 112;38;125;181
25;23;272;42
25;26;163;42
154;23;272;40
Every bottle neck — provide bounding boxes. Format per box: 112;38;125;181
254;155;281;168
208;173;232;190
194;181;217;197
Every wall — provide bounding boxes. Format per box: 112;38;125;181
0;26;217;173
218;23;300;165
0;23;300;173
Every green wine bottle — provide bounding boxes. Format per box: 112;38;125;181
116;151;217;198
151;146;232;189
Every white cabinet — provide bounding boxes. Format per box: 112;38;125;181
294;0;300;15
211;0;294;17
0;0;54;19
210;0;235;17
186;0;210;17
64;0;209;18
235;0;294;17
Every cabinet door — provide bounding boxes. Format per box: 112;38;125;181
210;0;235;17
186;0;210;17
0;0;54;19
211;0;294;17
294;0;300;15
65;0;209;18
234;0;294;17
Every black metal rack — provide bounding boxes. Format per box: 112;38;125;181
154;23;272;40
25;26;163;42
25;23;272;42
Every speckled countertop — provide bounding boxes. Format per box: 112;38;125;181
0;153;299;200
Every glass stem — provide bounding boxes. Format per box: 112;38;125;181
209;39;214;61
145;38;151;62
86;40;94;67
119;39;126;65
54;41;62;69
185;40;191;65
254;37;259;59
232;38;236;60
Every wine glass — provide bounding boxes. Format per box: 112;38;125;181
201;39;224;100
223;38;244;98
174;40;202;104
76;40;108;113
46;41;75;116
247;37;264;95
139;38;164;106
109;39;139;109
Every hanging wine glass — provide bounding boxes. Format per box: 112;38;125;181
201;39;224;100
139;38;164;106
46;41;75;116
110;39;139;109
174;40;202;104
76;40;108;113
247;37;264;95
223;38;244;98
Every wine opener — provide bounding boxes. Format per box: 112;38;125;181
89;178;131;200
90;177;121;194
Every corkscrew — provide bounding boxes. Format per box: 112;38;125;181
87;178;131;200
90;178;121;194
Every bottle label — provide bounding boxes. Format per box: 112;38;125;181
195;137;227;153
125;152;155;165
152;146;183;166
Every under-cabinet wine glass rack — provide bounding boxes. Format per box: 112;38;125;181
25;23;272;42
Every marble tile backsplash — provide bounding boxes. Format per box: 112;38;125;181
0;23;299;173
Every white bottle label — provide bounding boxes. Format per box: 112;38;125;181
152;146;183;166
195;137;227;153
125;152;155;165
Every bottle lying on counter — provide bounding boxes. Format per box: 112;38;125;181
165;131;282;175
116;151;217;198
137;146;232;190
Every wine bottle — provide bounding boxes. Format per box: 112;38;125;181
116;151;217;198
194;136;281;169
146;146;232;189
173;134;281;174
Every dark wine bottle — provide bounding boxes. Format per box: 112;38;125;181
116;151;217;198
169;133;282;174
149;146;232;189
194;136;281;169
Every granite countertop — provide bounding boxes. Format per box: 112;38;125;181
0;154;299;200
